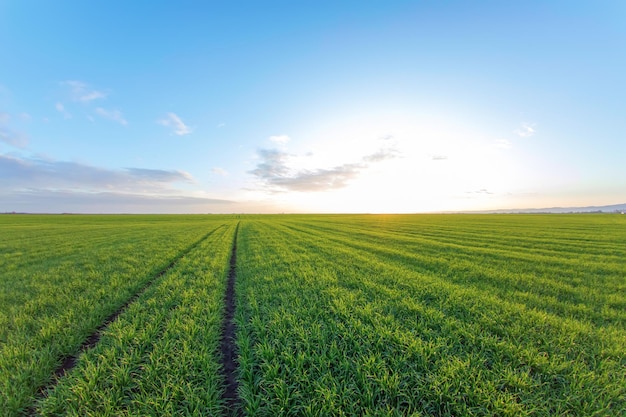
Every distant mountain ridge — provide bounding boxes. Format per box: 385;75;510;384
474;203;626;214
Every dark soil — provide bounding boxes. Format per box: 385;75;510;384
220;222;242;416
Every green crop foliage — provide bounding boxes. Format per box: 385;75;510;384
2;213;625;416
0;214;236;416
36;221;237;416
235;214;626;416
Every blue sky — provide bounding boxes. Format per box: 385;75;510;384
1;1;625;213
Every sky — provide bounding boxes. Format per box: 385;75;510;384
1;1;625;213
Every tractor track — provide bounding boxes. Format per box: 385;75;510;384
28;224;226;416
220;222;242;416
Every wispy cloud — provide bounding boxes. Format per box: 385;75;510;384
269;134;290;144
271;162;363;191
249;149;293;182
466;188;493;195
431;155;448;161
217;122;226;128
0;153;193;192
211;167;228;176
158;112;192;136
96;107;128;126
0;114;28;148
516;122;536;137
249;146;399;192
0;189;234;214
495;139;512;149
364;148;400;163
55;102;72;119
0;153;238;213
0;127;28;148
61;80;107;102
124;167;194;183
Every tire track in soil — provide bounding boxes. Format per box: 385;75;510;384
220;222;242;416
29;224;227;416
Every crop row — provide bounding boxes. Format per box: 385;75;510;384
0;215;235;415
36;221;237;415
276;216;625;328
1;214;624;416
235;216;625;416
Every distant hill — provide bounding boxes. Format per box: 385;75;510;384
475;203;626;214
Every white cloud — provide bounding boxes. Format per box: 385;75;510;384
158;112;192;136
495;139;512;149
55;102;72;119
431;155;448;161
211;167;228;176
269;134;290;144
466;188;494;195
95;107;128;126
61;80;107;102
217;122;226;128
516;122;536;137
0;112;9;123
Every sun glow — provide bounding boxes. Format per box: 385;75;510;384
244;105;532;213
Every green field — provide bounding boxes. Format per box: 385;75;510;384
1;214;625;416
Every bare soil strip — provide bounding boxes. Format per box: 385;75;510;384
30;225;226;414
220;222;242;416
